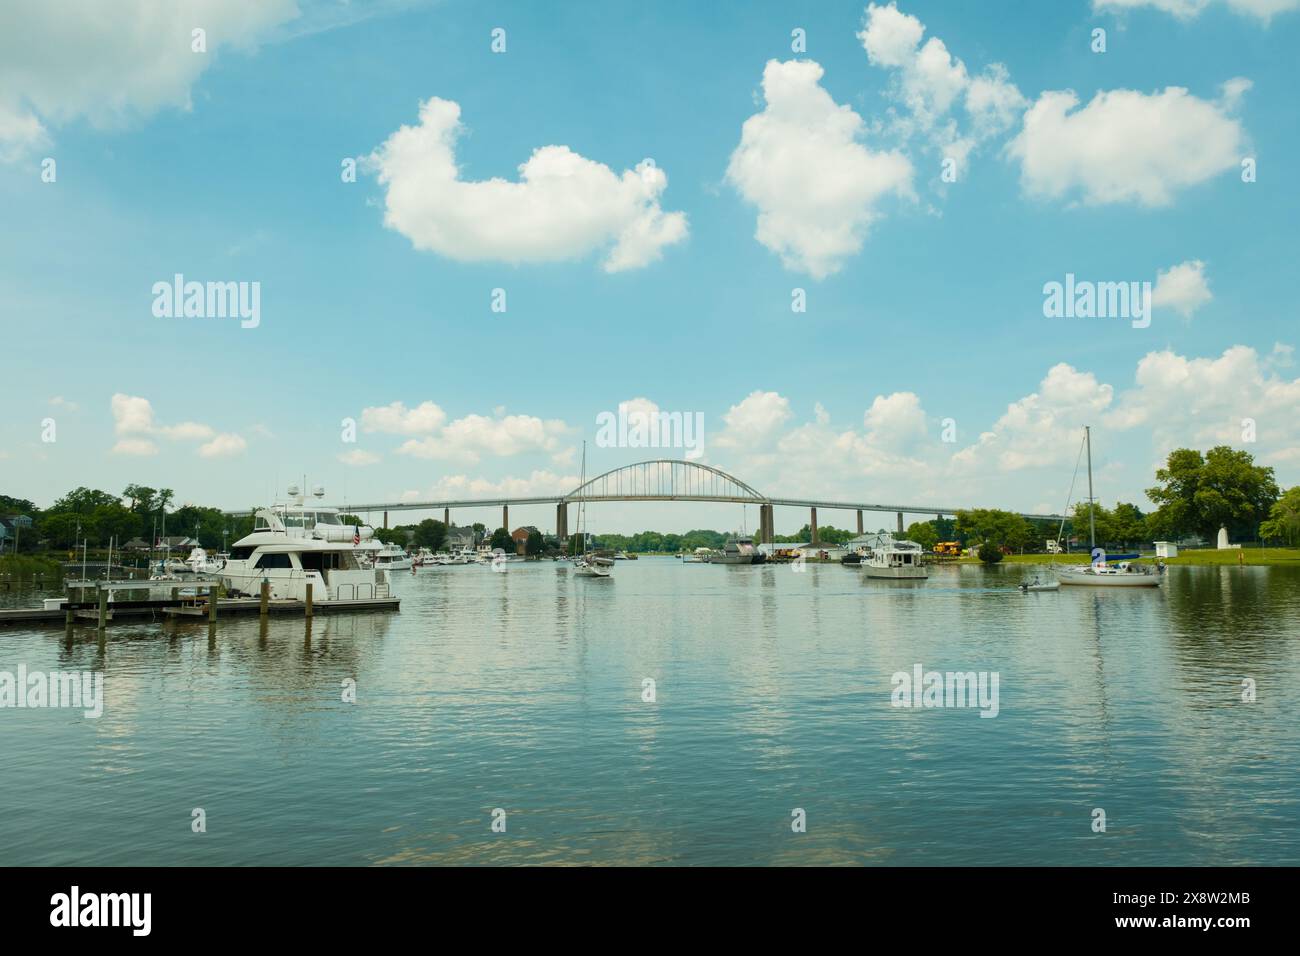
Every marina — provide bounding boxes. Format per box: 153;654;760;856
1;556;1296;866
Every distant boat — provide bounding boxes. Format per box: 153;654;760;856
1056;428;1162;589
373;542;413;571
573;442;612;579
860;534;928;579
712;535;762;565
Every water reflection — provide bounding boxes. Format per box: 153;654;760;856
0;560;1296;865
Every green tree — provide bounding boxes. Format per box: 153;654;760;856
1146;446;1279;540
413;519;448;551
905;521;939;551
1259;487;1300;546
489;527;513;552
526;529;544;556
955;509;1032;552
976;541;1004;564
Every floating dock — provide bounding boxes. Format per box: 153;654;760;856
0;580;398;628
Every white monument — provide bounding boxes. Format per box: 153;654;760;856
1217;525;1230;549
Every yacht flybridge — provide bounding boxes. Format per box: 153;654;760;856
218;485;391;602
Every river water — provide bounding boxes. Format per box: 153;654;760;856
1;559;1296;866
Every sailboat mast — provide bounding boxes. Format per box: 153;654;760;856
1085;426;1096;550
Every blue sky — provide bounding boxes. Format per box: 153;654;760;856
2;0;1298;534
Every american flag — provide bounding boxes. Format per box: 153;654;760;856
353;525;360;545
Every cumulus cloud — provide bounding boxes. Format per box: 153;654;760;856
397;412;569;464
1105;346;1300;459
1093;0;1299;23
859;2;1026;168
1007;83;1248;206
0;0;299;161
365;97;687;272
714;390;794;448
422;470;580;500
338;449;381;466
952;364;1115;472
726;59;913;278
1153;259;1212;317
198;433;247;458
109;393;240;457
361;400;447;435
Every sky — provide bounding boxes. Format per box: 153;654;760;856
1;0;1298;536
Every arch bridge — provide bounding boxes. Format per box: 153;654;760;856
321;459;1064;545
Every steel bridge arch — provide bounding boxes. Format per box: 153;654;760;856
563;459;769;504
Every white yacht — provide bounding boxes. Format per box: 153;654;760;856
186;546;226;575
218;500;389;603
373;542;413;571
860;534;929;579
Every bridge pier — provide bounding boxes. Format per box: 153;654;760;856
503;504;509;535
857;510;863;535
383;511;388;530
757;503;773;544
444;508;449;529
810;507;819;546
556;502;568;540
897;511;904;534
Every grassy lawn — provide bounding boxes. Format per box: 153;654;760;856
967;549;1300;567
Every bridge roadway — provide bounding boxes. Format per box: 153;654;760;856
229;460;1064;543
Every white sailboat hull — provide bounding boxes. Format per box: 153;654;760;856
1057;566;1161;587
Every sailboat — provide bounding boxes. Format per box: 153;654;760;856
572;442;613;579
1056;427;1162;588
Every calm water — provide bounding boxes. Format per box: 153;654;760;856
1;559;1297;866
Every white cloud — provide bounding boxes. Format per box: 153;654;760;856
1153;259;1212;317
1093;0;1299;23
863;391;928;449
108;393;240;457
714;391;794;448
0;0;299;161
338;449;381;466
111;438;159;457
1105;346;1300;457
1007;83;1248;207
158;421;215;441
48;396;79;412
198;433;246;458
859;2;1026;167
423;470;580;500
398;413;569;463
953;364;1115;472
365;97;687;272
726;59;913;278
361;400;446;435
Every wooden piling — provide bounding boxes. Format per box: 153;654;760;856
65;585;74;626
208;584;218;624
305;582;313;619
96;585;108;634
260;579;270;617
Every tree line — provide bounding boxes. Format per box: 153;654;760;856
3;447;1298;557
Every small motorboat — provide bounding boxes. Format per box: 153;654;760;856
1019;579;1060;593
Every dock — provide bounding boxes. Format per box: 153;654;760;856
0;579;398;629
